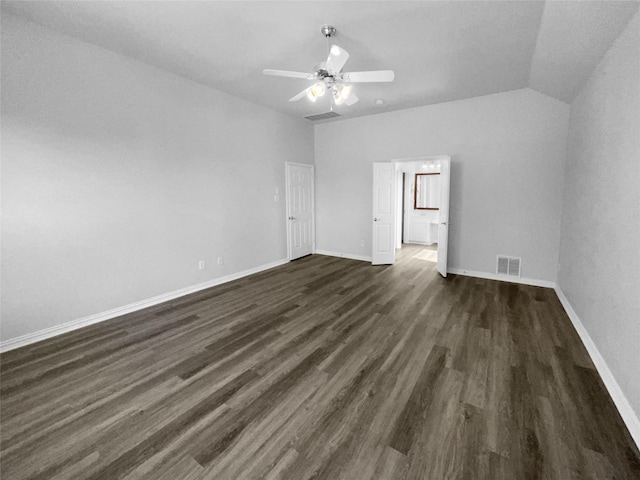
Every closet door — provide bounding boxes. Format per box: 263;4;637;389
372;162;396;265
286;163;314;260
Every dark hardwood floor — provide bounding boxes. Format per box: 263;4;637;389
1;244;639;479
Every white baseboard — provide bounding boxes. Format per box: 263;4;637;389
554;286;640;450
447;268;556;288
315;249;372;263
0;258;289;353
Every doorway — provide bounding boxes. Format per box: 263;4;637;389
372;156;450;277
400;162;441;264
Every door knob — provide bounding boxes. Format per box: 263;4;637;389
289;216;297;220
374;217;379;221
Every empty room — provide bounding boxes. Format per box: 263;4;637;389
1;1;639;479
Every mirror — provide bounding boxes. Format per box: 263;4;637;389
414;173;440;210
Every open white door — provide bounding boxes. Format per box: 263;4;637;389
437;158;451;277
372;162;396;265
286;163;314;260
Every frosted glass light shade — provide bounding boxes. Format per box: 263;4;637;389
307;82;326;101
333;84;352;105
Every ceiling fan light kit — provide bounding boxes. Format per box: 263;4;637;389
333;84;352;105
307;82;326;102
263;25;394;108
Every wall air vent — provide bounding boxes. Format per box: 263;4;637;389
497;255;521;277
305;111;341;121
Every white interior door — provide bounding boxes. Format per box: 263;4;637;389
286;163;314;260
437;158;451;277
372;162;396;265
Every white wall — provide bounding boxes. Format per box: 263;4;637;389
558;12;640;416
0;14;314;343
315;88;570;282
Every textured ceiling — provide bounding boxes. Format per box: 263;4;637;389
2;1;638;122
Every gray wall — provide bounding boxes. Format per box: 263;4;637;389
314;88;570;283
558;12;640;415
1;14;314;342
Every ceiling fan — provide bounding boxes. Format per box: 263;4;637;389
263;25;394;106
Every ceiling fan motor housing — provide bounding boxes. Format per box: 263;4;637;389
316;68;333;80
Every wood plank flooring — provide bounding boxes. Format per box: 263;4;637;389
1;244;639;479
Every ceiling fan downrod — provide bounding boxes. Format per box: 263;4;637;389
321;25;336;64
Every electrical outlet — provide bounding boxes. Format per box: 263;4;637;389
198;260;205;270
360;240;365;247
274;194;279;202
217;256;224;265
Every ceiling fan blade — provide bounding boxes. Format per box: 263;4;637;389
289;88;310;102
326;44;350;74
344;93;359;106
344;70;395;82
263;69;313;79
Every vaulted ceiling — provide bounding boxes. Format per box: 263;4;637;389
3;1;638;121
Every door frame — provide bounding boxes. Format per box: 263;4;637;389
388;155;451;275
285;162;315;260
